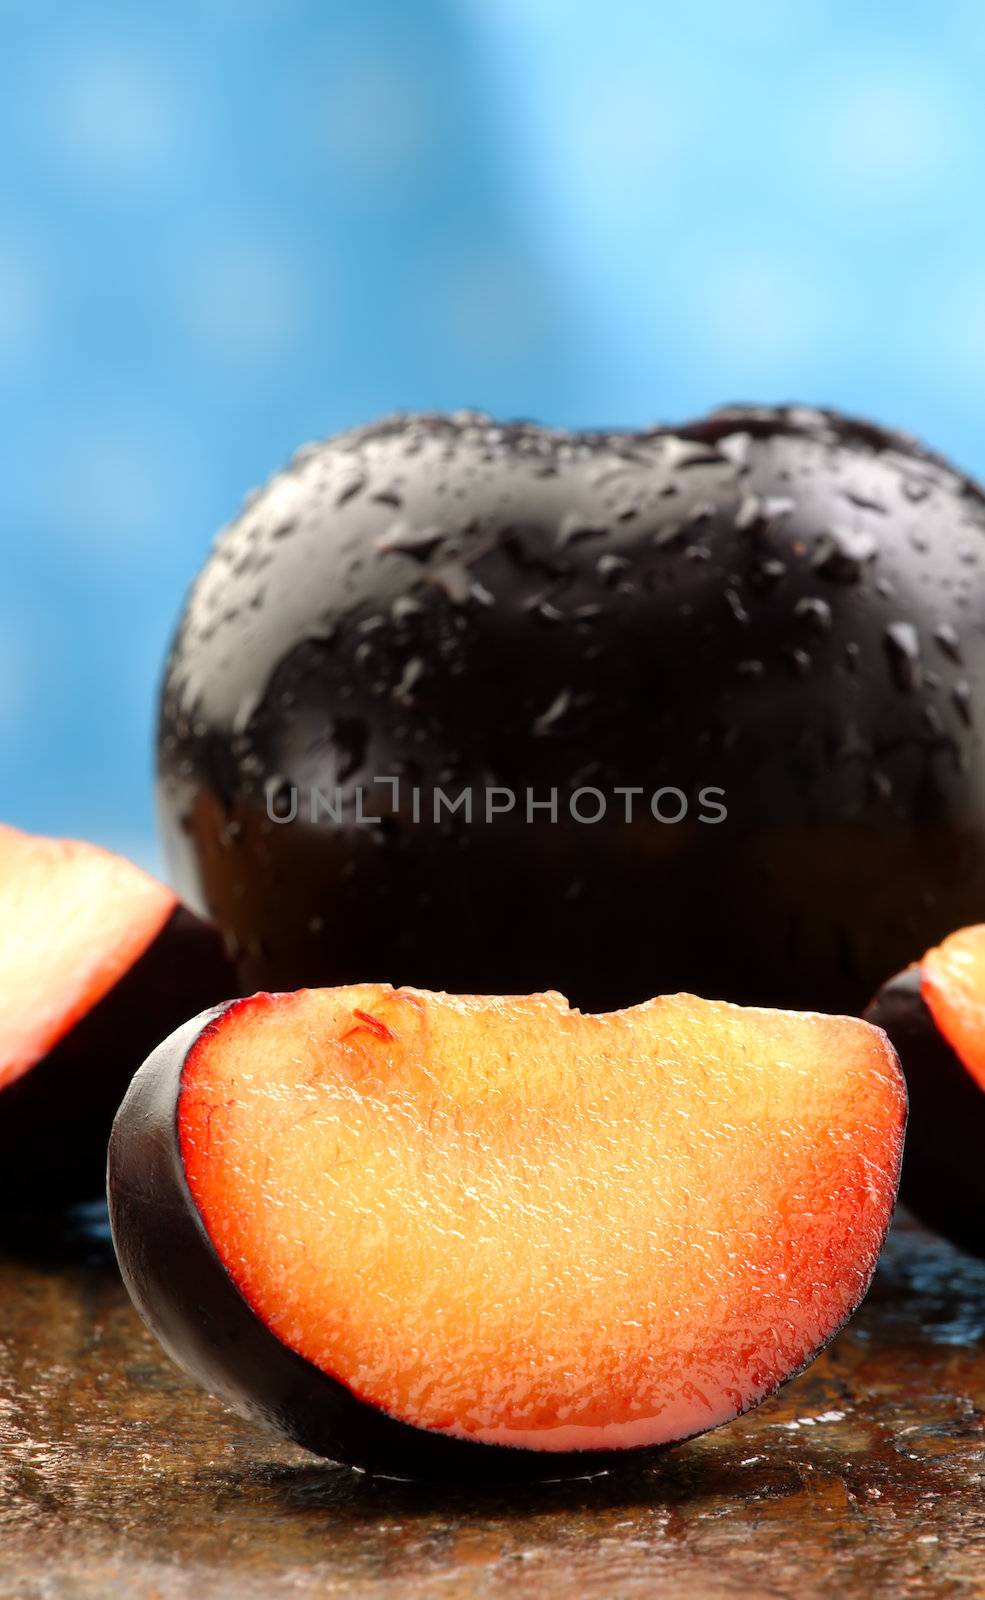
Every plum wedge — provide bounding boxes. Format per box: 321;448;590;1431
0;823;235;1202
867;924;985;1256
109;984;905;1480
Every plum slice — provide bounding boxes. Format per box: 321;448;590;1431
866;925;985;1255
920;925;985;1092
0;823;236;1202
109;984;904;1480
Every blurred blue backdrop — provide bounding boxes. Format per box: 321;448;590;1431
2;0;985;867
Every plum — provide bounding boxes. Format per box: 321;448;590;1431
866;924;985;1256
157;406;985;1014
0;823;236;1202
109;983;904;1480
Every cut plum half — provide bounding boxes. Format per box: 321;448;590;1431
109;984;905;1480
867;924;985;1255
0;823;236;1203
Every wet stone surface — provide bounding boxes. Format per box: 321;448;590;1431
0;1208;982;1599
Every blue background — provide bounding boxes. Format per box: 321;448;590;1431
2;0;984;868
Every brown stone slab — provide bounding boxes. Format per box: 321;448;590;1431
0;1208;982;1599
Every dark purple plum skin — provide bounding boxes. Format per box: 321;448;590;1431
865;968;985;1257
158;406;985;1015
0;907;236;1210
107;1003;655;1482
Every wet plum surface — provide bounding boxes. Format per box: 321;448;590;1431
158;406;985;1012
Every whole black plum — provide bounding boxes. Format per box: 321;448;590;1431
157;405;985;1013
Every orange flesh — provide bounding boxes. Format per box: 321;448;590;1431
0;823;175;1090
179;985;904;1452
922;924;985;1092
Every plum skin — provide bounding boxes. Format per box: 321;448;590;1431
157;405;985;1015
865;969;985;1256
